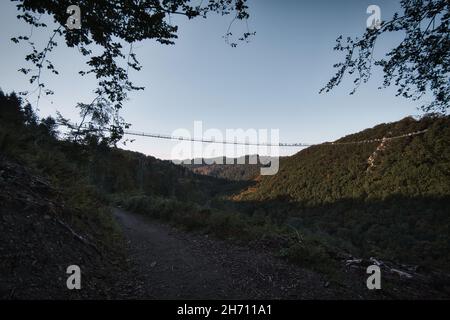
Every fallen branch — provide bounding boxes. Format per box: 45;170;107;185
345;258;363;266
55;218;101;255
390;268;413;279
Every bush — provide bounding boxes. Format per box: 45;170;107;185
279;238;336;274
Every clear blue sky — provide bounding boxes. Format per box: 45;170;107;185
0;0;426;159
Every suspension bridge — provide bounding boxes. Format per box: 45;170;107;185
60;122;428;147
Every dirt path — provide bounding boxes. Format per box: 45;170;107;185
113;208;369;299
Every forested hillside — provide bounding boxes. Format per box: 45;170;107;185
0;91;235;205
236;116;450;269
239;116;449;203
182;155;270;181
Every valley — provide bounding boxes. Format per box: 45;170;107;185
1;91;450;299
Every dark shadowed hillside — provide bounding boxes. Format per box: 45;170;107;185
0;91;237;204
0;90;239;298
